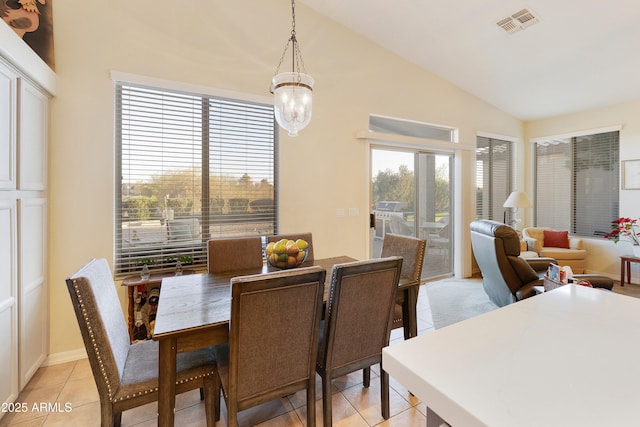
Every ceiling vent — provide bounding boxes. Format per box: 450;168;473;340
497;8;539;34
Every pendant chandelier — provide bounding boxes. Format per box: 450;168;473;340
270;0;313;137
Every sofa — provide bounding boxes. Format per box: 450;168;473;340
521;227;587;274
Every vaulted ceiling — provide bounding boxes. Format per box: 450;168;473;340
299;0;640;121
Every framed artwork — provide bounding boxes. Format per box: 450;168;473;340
622;160;640;190
1;0;55;70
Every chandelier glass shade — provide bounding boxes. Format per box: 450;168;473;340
272;71;313;137
271;0;313;137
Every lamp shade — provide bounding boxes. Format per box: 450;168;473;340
272;72;313;137
503;191;532;209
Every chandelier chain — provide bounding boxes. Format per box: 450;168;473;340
271;0;306;86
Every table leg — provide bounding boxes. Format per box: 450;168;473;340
426;406;449;426
158;338;177;427
628;260;632;286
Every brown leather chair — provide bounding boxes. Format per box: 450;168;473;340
316;257;403;426
207;236;264;273
380;233;426;339
66;258;218;427
268;232;314;261
213;266;326;427
470;220;553;307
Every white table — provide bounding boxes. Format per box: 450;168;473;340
383;285;640;427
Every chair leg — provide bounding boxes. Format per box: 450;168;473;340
322;375;333;427
306;378;316;427
100;400;115;427
203;376;216;427
363;367;371;387
381;369;390;419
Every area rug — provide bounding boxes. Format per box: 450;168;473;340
426;277;499;329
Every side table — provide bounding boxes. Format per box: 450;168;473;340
620;255;640;287
121;270;195;342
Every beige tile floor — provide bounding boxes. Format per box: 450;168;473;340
0;285;435;427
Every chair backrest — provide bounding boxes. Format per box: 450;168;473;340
318;257;403;373
66;258;130;400
228;266;326;406
380;233;426;282
267;232;314;261
470;220;539;307
207;237;264;273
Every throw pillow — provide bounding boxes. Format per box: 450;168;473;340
543;230;570;249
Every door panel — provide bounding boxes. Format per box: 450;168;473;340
371;148;453;279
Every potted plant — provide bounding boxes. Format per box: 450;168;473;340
604;217;640;256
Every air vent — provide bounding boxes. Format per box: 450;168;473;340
497;8;539;34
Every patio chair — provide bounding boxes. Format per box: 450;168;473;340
66;258;218;427
316;257;403;426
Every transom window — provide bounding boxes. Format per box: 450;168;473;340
115;82;278;275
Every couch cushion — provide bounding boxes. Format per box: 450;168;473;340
540;247;587;260
543;230;569;249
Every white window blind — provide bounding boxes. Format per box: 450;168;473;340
534;130;619;236
475;136;513;222
115;82;277;276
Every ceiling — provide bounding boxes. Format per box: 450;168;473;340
299;0;640;121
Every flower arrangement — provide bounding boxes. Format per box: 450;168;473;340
604;217;640;246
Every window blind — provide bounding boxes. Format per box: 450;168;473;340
534;130;619;236
115;82;277;276
475;137;513;221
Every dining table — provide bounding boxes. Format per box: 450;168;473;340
152;255;422;427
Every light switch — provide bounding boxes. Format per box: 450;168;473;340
349;208;359;217
336;208;345;217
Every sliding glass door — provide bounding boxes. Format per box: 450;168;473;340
371;147;453;280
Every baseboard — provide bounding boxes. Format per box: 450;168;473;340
43;348;87;366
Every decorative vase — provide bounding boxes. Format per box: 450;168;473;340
175;260;183;276
633;245;640;258
140;264;150;281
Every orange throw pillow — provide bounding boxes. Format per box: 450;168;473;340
543;230;570;249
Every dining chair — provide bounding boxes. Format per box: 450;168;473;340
316;256;403;426
207;236;264;273
213;266;326;427
380;233;426;339
268;232;314;261
66;258;219;427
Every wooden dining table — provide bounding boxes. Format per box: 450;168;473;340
152;255;420;427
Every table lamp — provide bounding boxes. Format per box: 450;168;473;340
503;191;532;229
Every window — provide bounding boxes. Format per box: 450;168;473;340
115;82;277;275
475;136;513;222
534;130;619;237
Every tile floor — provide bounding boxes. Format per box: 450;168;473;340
0;285;436;427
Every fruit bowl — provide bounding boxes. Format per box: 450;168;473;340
265;238;310;269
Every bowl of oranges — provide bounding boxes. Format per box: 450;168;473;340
265;238;309;269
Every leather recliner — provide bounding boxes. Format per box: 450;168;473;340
470;220;554;307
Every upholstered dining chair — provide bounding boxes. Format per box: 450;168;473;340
66;258;218;427
316;256;403;426
380;233;426;339
213;266;326;427
207;236;264;273
267;232;314;261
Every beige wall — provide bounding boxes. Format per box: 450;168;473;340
525;100;640;277
40;1;525;357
